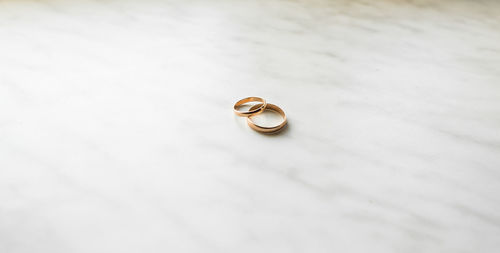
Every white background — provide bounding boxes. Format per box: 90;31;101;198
1;0;500;252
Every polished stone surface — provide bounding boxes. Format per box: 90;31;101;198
1;0;500;252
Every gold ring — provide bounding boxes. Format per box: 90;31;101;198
247;103;287;133
233;97;267;117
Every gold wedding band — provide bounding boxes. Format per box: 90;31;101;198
247;103;287;133
233;97;267;117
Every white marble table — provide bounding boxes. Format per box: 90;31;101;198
1;0;500;252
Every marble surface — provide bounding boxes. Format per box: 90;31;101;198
1;0;500;252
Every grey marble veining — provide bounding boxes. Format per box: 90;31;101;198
1;0;500;252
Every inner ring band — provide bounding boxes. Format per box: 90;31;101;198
233;97;267;117
247;103;287;133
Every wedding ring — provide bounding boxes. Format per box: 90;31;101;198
247;103;287;133
233;97;267;117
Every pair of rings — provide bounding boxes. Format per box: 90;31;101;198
233;97;287;133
